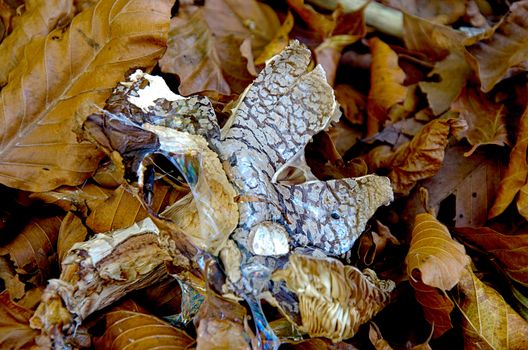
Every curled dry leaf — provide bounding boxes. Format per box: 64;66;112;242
0;0;172;192
369;322;393;350
406;213;470;337
0;0;73;87
489;106;528;219
0;216;62;296
407;213;470;291
93;310;194;350
159;0;280;97
30;218;171;347
0;291;38;350
467;0;528;92
451;85;508;157
272;254;394;341
367;117;467;196
456;267;528;350
288;0;336;39
367;37;408;135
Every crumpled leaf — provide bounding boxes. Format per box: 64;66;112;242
272;254;394;341
30;218;172;348
367;37;408;135
0;0;73;87
467;1;528;92
451;85;508;157
489;106;528;219
406;213;470;337
0;291;38;350
357;220;400;266
456;267;528;350
159;0;280;97
419;51;471;115
367;117;467;195
0;215;62;292
93;310;194;350
0;0;172;192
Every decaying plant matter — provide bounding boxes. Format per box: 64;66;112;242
2;0;528;349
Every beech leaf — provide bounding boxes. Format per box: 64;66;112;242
367;37;408;135
0;0;74;87
159;0;280;97
489;106;528;219
0;0;172;192
57;212;88;263
93;310;194;350
451;85;508;157
467;1;528;92
456;267;528;350
0;291;38;350
406;213;470;290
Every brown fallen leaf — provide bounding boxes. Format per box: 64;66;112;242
456;267;528;350
135;275;182;317
159;0;280;97
272;254;394;341
467;1;528;92
281;338;359;350
93;310;194;350
0;216;62;290
489;106;528;219
0;0;172;192
57;212;88;263
367;37;408;135
195;288;251;350
334;84;366;125
357;220;400;266
406;213;470;337
454;226;528;287
315;34;361;86
369;322;393;350
0;291;38;350
451;85;508;157
367;117;467;196
0;0;73;87
419;51;471;115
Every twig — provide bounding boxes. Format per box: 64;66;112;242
307;0;403;38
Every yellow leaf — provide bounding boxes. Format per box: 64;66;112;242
255;11;294;66
456;267;528;350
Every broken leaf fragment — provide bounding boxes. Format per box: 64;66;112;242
272;254;394;341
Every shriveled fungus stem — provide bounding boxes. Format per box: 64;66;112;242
307;0;403;38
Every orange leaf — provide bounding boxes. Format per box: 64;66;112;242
288;0;336;39
489;106;528;219
406;213;470;290
255;11;295;66
0;0;172;192
159;0;279;97
0;291;38;350
456;267;528;350
0;0;73;87
93;310;194;350
57;212;88;263
367;37;408;135
467;1;528;92
451;85;508;157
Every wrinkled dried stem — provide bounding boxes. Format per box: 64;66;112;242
308;0;403;38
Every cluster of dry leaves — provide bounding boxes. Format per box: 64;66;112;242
1;0;528;349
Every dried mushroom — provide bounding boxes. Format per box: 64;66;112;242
272;254;394;341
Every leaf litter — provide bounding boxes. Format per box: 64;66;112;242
0;0;528;349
